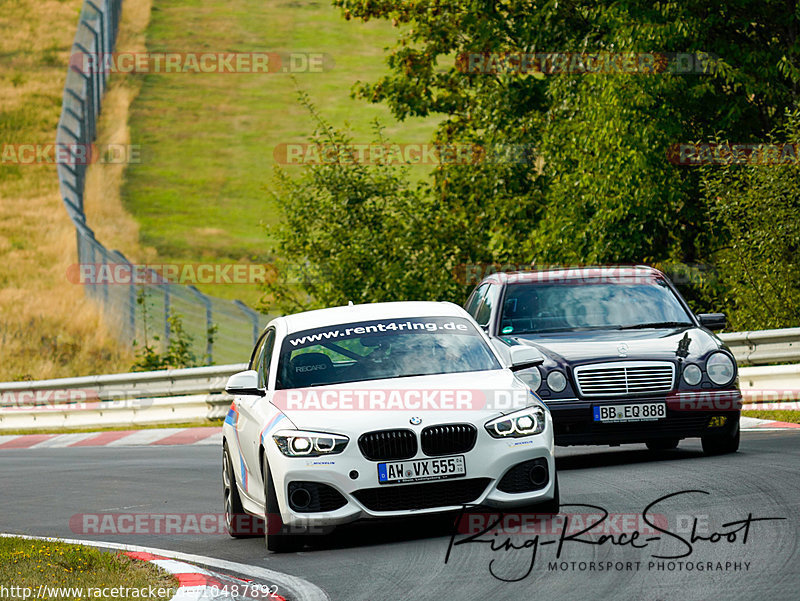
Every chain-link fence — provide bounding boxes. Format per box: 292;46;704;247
56;0;269;365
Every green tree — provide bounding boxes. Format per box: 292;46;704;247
334;0;800;265
262;95;471;311
132;289;217;370
265;1;800;325
700;112;800;330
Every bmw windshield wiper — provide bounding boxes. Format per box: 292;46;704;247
392;371;442;379
617;321;692;330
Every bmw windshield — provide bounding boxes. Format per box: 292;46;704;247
277;316;501;389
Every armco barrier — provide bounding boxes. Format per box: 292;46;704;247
0;395;232;431
0;364;246;401
3;326;800;432
719;328;800;366
57;0;269;364
0;364;245;431
738;364;800;400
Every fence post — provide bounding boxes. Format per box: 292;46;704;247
86;2;107;76
110;250;135;340
234;300;261;346
56;0;271;368
101;260;108;310
188;286;214;363
80;21;104;104
164;287;171;345
71;44;96;141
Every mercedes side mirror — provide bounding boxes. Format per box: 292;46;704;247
698;313;727;332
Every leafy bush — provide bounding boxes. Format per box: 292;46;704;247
262;1;800;329
131;290;217;371
700;112;800;330
261;94;470;312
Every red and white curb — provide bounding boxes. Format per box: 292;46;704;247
1;416;794;451
0;426;221;450
124;551;285;601
740;416;800;431
1;534;329;601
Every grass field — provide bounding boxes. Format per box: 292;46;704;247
0;0;133;381
0;0;435;380
0;537;177;596
742;410;800;424
113;0;439;304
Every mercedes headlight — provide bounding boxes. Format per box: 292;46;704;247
706;352;735;386
485;406;546;438
682;364;702;386
273;430;349;457
546;370;567;393
516;367;542;391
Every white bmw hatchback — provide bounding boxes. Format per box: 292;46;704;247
222;301;558;551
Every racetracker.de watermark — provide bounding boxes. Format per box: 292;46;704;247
457;511;674;536
0;389;96;408
273;143;537;165
0;391;158;412
668;391;743;412
740;388;800;409
453;263;717;286
667;143;800;166
69;52;334;74
66;263;276;285
272;388;541;412
69;513;323;536
0;585;177;599
0;144;140;165
456;52;719;75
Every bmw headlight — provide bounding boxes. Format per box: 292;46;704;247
546;370;567;393
485;406;546;438
706;352;735;386
682;364;702;386
273;430;349;457
516;367;542;391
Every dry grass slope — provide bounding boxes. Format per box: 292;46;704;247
0;0;133;381
83;0;155;262
118;0;440;305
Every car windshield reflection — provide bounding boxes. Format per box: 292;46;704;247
277;316;501;389
500;280;693;335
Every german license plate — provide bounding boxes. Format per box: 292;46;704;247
593;402;666;422
377;455;466;484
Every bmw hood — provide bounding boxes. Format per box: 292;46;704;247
268;369;538;434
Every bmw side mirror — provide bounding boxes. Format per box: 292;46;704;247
508;345;545;372
698;313;726;332
225;370;264;396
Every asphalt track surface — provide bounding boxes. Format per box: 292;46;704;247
1;431;799;601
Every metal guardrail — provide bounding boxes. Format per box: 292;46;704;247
2;328;799;431
739;364;800;396
719;328;800;366
56;0;269;364
0;364;246;402
0;364;246;431
0;395;233;431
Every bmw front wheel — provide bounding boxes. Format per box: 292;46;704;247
262;455;301;553
223;444;261;538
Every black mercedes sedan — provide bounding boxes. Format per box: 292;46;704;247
464;266;741;454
